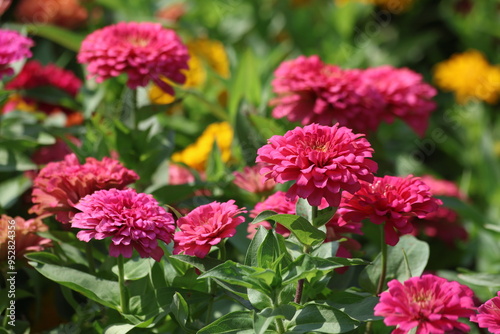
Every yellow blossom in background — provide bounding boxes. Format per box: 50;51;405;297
148;38;229;105
3;94;38;113
433;50;500;104
335;0;414;11
171;122;233;171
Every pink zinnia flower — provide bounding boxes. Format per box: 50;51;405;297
233;164;276;194
363;65;437;137
270;55;385;133
256;123;378;207
0;215;51;261
470;291;500;333
338;175;442;246
412;175;468;246
72;188;174;261
168;163;196;185
30;153;139;223
248;191;296;238
173;200;246;258
0;29;33;79
374;275;476;334
78;22;189;95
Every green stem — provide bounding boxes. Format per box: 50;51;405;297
118;255;129;314
218;240;227;261
86;242;96;274
275;317;286;334
132;88;139;131
376;229;388;295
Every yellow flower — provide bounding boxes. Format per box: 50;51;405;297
187;38;230;79
433;50;500;104
4;94;38;113
171;122;233;171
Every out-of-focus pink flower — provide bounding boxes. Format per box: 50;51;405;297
412;175;468;246
363;65;437;137
173;200;246;258
0;215;51;261
0;29;33;80
338;175;442;246
374;275;476;334
156;2;186;23
256;123;377;207
168;163;196;185
470;291;500;333
233;164;276;194
248;191;296;238
15;0;88;29
72;188;174;261
0;0;11;16
30;153;139;224
4;60;83;126
270;55;385;133
78;22;189;95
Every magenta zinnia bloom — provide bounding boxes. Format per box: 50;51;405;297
78;22;189;95
470;291;500;333
72;188;174;261
0;29;33;79
412;175;468;246
364;65;437;137
375;275;476;334
256;123;377;207
233;164;276;194
173;200;246;258
338;175;441;246
270;55;385;133
30;153;139;223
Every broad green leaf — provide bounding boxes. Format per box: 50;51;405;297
171;254;224;273
198;311;254;334
295;198;314;222
0;148;37;172
359;235;429;293
248;288;273;310
311;242;339;259
206;142;227;182
171;292;190;330
287;304;360;333
26;253;120;309
0;174;31;209
28;24;84;52
151;184;199;205
136;103;175;122
248;114;287;139
112;257;155;281
322;294;383;322
457;273;500;287
245;226;269;267
252;211;326;247
257;229;281;270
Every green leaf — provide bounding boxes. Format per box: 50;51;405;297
0;174;32;209
206;142;227;182
322;293;383;322
248;114;287;139
26;253;120;309
198;311;254;334
457;273;500;287
248;288;273;310
28;24;84;52
257;229;281;270
112;257;155;281
251;211;326;247
245;226;269;267
295;198;314;222
359;235;430;293
0;148;37;172
171;254;224;273
287;304;360;333
136;104;175;122
171;292;190;331
151;184;200;205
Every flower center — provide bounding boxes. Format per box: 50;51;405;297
127;37;150;47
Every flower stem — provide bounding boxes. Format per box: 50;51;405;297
376;229;388;295
218;240;227;261
275;317;286;333
86;242;96;274
117;255;129;314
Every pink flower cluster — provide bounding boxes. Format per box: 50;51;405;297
375;274;476;334
78;22;189;95
0;29;33;79
412;175;468;246
471;292;500;333
338;175;442;246
31;153;139;223
174;200;246;258
257;123;377;207
72;188;175;261
271;55;437;136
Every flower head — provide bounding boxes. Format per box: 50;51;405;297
172;122;233;171
270;55;384;133
72;188;174;261
338;175;442;246
0;215;51;261
168;163;196;185
257;123;377;207
78;22;189;95
412;175;468;246
0;29;33;80
248;191;296;238
30;153;139;223
470;291;500;333
173;200;246;258
433;50;500;104
364;66;437;137
374;275;476;334
15;0;88;29
4;60;83;125
233;164;276;194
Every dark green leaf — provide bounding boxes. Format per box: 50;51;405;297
198;311;254;334
170;254;224;273
287;304;360;333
